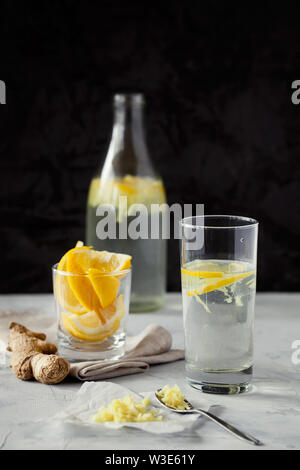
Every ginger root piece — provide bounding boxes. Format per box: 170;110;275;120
7;322;70;384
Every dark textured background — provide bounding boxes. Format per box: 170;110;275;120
0;1;300;293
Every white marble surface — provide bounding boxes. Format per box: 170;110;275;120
0;293;299;450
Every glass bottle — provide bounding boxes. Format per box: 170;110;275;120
86;94;167;312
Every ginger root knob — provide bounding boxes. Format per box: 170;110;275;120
31;354;70;384
8;322;70;384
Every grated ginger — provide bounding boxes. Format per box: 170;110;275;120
157;385;189;410
92;395;163;423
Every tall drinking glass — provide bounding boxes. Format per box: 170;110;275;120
180;215;258;394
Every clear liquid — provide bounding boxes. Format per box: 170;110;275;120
182;260;256;380
86;209;166;311
86;176;167;312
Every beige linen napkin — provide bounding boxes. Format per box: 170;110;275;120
70;324;184;381
0;309;184;380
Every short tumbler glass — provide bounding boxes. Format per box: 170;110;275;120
52;265;131;361
180;215;258;394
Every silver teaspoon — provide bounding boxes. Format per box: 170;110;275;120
155;389;263;446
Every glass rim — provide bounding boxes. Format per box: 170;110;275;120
180;214;259;229
52;263;132;277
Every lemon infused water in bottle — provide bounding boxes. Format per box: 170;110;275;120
86;94;167;312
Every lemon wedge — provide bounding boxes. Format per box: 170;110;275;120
56;243;131;319
56;246;90;315
89;250;132;273
66;247;102;315
88;268;120;309
56;243;130;341
62;295;125;342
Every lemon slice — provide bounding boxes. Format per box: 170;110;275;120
181;268;223;278
187;271;255;296
113;182;138;195
183;260;222;272
87;176;166;208
62;295;125;342
88;268;120;309
183;260;246;274
182;259;255;296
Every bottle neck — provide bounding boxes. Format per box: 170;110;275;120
112;99;146;150
103;94;154;178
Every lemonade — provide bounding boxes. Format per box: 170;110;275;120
181;259;256;390
86;175;166;312
53;242;132;361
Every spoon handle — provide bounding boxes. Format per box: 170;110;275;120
195;409;263;446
